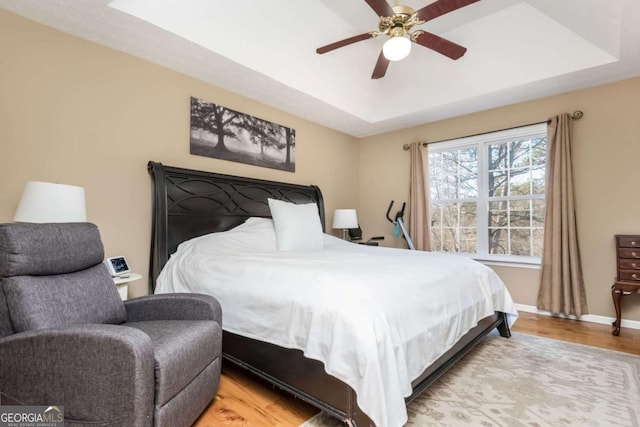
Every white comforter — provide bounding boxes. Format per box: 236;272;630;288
155;218;517;427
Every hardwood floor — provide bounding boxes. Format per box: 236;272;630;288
192;363;317;427
511;311;640;355
193;313;640;426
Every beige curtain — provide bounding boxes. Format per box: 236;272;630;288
537;114;588;316
409;142;432;251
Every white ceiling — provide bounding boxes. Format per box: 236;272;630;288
1;0;639;137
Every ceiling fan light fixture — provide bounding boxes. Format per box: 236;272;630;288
383;35;411;61
315;0;476;78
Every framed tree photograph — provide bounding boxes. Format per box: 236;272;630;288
190;97;295;172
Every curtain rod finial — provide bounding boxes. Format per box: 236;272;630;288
403;144;410;151
571;110;584;120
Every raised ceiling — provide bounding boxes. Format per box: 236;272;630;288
1;0;639;137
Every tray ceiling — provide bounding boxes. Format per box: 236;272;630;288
1;0;639;137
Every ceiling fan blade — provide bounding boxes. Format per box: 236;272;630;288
316;32;376;54
413;31;467;60
364;0;395;17
371;51;390;79
415;0;480;22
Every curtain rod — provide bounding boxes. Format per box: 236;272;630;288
402;110;584;151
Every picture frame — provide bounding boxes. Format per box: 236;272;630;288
190;96;295;172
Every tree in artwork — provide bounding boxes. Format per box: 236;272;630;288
189;97;295;172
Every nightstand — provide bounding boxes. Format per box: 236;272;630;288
611;235;640;336
351;236;385;246
113;273;142;301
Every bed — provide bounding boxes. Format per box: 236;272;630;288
147;161;516;427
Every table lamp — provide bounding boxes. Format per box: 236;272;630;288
332;209;358;240
13;181;87;223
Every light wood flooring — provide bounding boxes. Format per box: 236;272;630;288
193;312;640;426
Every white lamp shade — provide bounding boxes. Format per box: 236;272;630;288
13;181;87;223
332;209;358;229
383;36;411;61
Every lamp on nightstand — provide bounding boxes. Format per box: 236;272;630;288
13;181;87;223
332;209;358;240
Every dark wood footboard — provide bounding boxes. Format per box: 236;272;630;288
222;312;510;426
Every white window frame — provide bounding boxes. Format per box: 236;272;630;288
428;123;546;266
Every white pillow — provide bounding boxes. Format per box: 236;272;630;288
267;198;324;251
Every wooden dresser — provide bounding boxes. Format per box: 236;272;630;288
611;235;640;336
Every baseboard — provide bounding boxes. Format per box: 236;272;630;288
514;304;640;330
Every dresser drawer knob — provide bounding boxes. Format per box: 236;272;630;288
633;252;639;258
633;263;638;269
633;241;637;246
634;274;638;279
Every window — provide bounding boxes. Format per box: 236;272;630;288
428;124;546;264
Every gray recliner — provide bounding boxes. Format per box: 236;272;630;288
0;222;222;427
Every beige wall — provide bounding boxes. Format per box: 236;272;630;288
358;77;640;322
0;10;359;298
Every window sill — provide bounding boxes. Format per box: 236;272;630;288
475;258;541;269
433;251;541;269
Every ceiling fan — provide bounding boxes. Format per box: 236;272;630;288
316;0;479;79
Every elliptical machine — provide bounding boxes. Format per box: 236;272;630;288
386;201;415;250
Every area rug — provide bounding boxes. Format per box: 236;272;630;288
299;332;640;427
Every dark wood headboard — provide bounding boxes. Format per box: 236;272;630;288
147;161;325;293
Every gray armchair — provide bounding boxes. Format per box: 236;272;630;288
0;222;222;427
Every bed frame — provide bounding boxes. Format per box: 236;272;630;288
147;161;511;426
